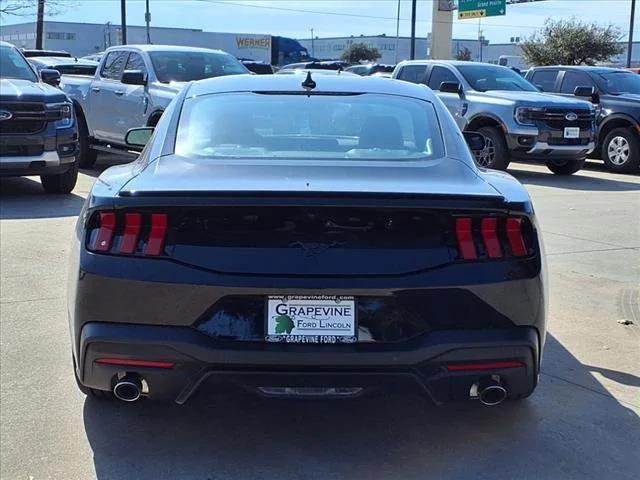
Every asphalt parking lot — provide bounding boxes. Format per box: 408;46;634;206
1;157;639;480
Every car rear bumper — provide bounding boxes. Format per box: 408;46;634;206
77;322;540;405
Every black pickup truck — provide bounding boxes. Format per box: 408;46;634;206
526;66;640;173
0;41;79;193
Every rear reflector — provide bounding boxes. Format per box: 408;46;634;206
144;213;168;256
119;213;142;254
480;218;502;258
93;212;116;252
446;361;524;372
455;218;477;260
506;218;527;257
95;358;175;369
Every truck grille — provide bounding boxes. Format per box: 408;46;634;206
530;108;594;130
0;102;47;135
0;144;44;157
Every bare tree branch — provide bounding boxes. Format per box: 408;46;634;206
0;0;73;17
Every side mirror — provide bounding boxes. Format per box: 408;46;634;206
40;68;61;86
573;85;599;104
125;127;154;148
440;81;463;96
463;131;486;152
122;70;147;86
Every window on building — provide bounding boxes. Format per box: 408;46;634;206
46;32;76;41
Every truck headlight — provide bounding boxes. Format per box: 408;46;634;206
515;107;544;126
47;102;74;129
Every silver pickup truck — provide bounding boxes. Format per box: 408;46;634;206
63;44;248;167
393;60;597;175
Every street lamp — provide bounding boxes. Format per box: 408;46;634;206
628;0;636;68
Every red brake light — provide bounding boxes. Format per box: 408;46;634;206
481;218;502;258
119;213;142;254
144;213;168;256
93;212;116;252
455;217;477;260
95;358;175;369
506;218;527;257
446;361;524;372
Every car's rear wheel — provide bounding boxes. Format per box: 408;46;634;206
40;160;78;194
77;113;98;169
474;126;510;170
602;127;640;173
545;157;585;175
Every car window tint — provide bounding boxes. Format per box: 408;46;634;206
531;70;558;92
100;51;128;80
176;93;444;161
397;65;427;84
0;45;37;82
427;66;458;90
149;51;247;83
124;52;147;75
560;71;595;94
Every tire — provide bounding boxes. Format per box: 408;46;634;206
73;356;114;400
545;157;585;175
77;112;98;169
474;126;510;170
602;127;640;173
40;159;78;194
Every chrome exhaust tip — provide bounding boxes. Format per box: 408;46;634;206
113;376;142;402
478;385;508;406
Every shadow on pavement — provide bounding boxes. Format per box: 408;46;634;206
509;167;640;192
82;334;639;480
81;154;134;178
0;177;85;219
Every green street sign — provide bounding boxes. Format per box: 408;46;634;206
458;0;506;19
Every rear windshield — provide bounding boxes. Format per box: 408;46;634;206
175;93;444;161
0;45;37;82
149;51;247;83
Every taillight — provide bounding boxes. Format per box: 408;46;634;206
455;216;531;260
89;211;169;257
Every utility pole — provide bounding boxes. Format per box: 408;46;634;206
35;0;45;50
628;0;636;68
120;0;127;45
410;0;417;60
145;0;151;44
394;0;401;63
310;28;315;58
478;18;483;62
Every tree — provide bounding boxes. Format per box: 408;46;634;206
0;0;68;17
455;47;472;61
521;18;624;66
340;43;381;64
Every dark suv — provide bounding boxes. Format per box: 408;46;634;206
1;41;79;193
526;66;640;173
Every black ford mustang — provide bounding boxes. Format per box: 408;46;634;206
69;73;547;406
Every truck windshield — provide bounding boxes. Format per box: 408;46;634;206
457;64;537;92
149;51;248;83
175;92;444;161
595;71;640;95
0;45;37;82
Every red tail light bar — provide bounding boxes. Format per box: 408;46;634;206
455;216;531;260
95;358;175;369
89;211;169;256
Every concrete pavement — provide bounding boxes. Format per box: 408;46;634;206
1;159;639;480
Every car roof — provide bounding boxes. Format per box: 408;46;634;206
28;56;97;65
186;73;434;100
275;69;359;76
398;60;500;68
529;65;626;73
104;44;229;54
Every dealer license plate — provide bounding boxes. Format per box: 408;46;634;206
564;127;580;139
266;295;357;344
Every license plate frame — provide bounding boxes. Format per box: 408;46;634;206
564;127;580;139
265;295;357;344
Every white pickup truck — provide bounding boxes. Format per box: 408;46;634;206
63;44;249;167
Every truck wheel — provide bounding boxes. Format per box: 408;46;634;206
77;115;98;169
546;157;585;175
602;127;640;173
475;126;510;170
40;159;78;194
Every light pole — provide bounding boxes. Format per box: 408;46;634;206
628;0;636;68
410;0;416;59
394;0;401;64
310;28;315;58
120;0;127;45
35;0;44;50
145;0;151;44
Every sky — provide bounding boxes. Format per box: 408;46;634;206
0;0;637;44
